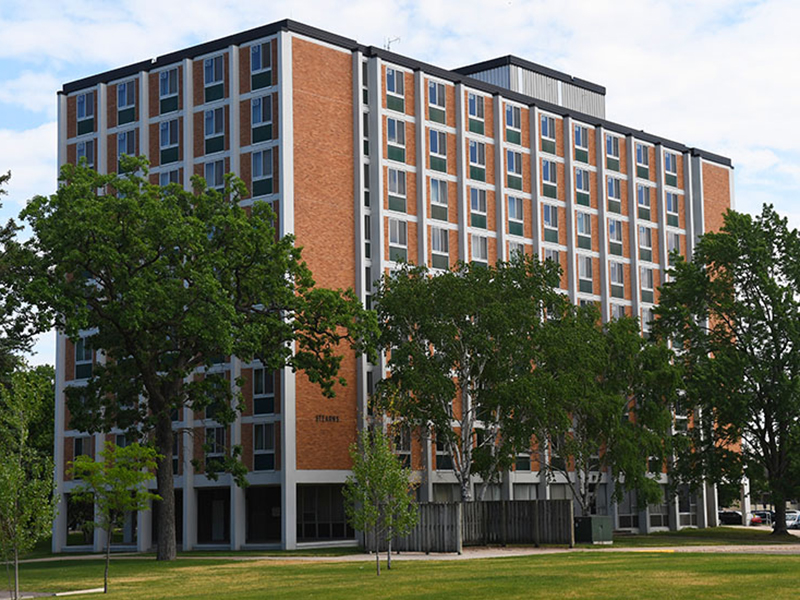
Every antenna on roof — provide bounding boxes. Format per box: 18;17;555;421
385;36;400;51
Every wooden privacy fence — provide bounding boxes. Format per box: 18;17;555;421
365;500;574;554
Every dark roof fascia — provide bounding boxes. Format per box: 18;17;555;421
454;55;606;95
59;19;731;168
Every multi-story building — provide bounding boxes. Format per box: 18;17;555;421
53;19;734;553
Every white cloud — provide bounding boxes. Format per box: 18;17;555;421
0;122;58;213
0;71;61;118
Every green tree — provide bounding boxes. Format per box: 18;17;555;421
343;429;418;575
538;304;679;515
0;366;58;600
22;159;377;560
655;205;800;534
70;442;160;593
374;255;564;502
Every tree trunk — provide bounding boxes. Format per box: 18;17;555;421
773;495;788;535
155;409;177;561
374;525;380;576
104;530;111;594
13;545;18;600
387;536;392;570
459;478;472;502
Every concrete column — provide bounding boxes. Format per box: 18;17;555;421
696;481;709;528
416;73;429;266
596;126;610;322
455;91;468;262
654;144;668;277
706;481;719;527
182;423;196;550
138;71;149;169
530;106;542;257
564;116;576;303
52;331;67;552
638;505;650;534
420;429;433;503
137;505;152;552
230;356;246;550
741;476;751;526
501;471;513;500
229;45;240;176
182;58;194;190
97;83;108;175
494;97;506;261
669;493;680;531
626;136;641;319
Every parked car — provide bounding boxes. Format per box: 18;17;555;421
750;513;763;525
753;510;774;526
786;512;800;529
718;510;742;525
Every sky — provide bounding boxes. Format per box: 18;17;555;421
1;0;799;366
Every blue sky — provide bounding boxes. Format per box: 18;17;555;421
1;0;798;366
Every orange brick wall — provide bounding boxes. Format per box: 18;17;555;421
702;162;732;234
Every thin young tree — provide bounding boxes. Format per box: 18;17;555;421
343;429;418;575
70;442;161;593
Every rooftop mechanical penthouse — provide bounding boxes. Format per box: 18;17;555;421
53;19;733;553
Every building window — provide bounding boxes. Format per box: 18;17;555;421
435;439;453;470
428;80;446;123
607;177;622;215
578;255;593;293
75;338;92;380
665;152;677;176
542;159;557;198
394;427;412;468
430;178;448;221
205;159;224;191
606;134;620;159
576;212;592;249
608;218;623;255
117;80;136;125
253;368;275;414
204;107;225;154
387;168;407;212
641;307;654;335
667;231;680;264
639;225;653;262
666;191;679;226
544;247;559;264
389;218;408;262
76;139;95;168
611;304;626;319
471;234;488;264
387;118;406;162
205;427;225;459
574;124;588;150
468;140;486;182
430;129;447;172
470;188;487;229
159;169;180;186
173;433;180;474
253;423;275;471
641;266;655;304
637;184;651;220
252;96;273;143
506;104;521;144
77;91;94;121
431;226;449;269
252;148;274;196
636;143;649;167
509;241;524;258
575;167;590;206
251;41;272;90
507;150;523;191
508;196;524;237
386;67;404;112
203;55;224;102
468;93;485;134
117;130;135;170
159;68;178;114
543;204;558;243
74;437;88;457
540;114;556;154
610;261;624;298
159;119;179;165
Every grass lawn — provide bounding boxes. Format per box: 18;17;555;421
12;552;800;599
607;526;800;547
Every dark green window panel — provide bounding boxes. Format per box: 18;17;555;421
432;254;449;270
470;260;488;269
429;107;446;124
471;213;487;229
668;213;679;227
160;96;178;114
362;89;369;104
77;118;94;136
542;138;556;154
507;129;521;145
363;140;369;155
254;397;274;415
364;190;370;207
608;199;621;214
637;165;649;179
641;289;654;304
253;178;273;197
638;207;651;221
254;454;275;471
205;135;224;155
468;118;484;135
544;228;559;243
430;156;447;173
579;279;593;294
365;241;371;259
205;83;224;103
253;124;272;143
470;166;485;182
606;157;620;172
431;204;448;221
390;246;407;262
387;95;404;113
575;148;589;163
160;147;179;165
578;235;592;250
609;242;623;256
666;173;678;187
75;363;92;380
611;284;625;299
576;192;590;207
118;107;135;126
509;221;523;237
388;146;405;163
252;71;272;90
389;195;406;212
507;175;523;191
640;248;652;262
542;183;558;199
